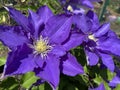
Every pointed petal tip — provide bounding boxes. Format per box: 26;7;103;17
28;8;33;13
3;6;9;11
0;73;6;81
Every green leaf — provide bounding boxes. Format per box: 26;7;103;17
32;84;45;90
93;74;103;85
107;70;115;81
114;84;120;90
93;73;111;90
0;77;19;90
103;81;111;90
21;72;38;89
0;57;6;66
99;69;115;81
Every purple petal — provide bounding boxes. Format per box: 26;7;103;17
6;7;30;32
94;23;110;37
73;14;89;33
61;53;84;76
73;8;86;14
89;83;105;90
36;6;53;23
82;0;93;8
3;44;35;76
44;15;72;44
98;37;120;56
35;54;60;89
86;10;100;31
62;30;85;51
109;76;120;87
107;30;117;37
0;26;29;49
50;45;66;57
99;52;114;72
85;48;99;65
28;10;44;38
32;55;45;68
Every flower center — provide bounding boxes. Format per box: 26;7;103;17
67;5;73;12
35;40;48;53
34;36;52;58
88;35;97;42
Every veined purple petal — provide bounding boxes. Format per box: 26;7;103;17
35;54;60;89
94;23;110;37
0;26;29;49
32;55;45;68
44;15;72;44
28;10;44;38
6;7;30;32
36;6;53;23
99;52;114;72
50;45;66;57
3;44;34;76
61;53;84;76
85;48;99;65
62;30;85;51
73;14;89;33
89;83;105;90
97;37;120;56
86;10;100;31
109;76;120;87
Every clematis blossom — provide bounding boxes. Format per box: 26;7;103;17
59;0;101;14
73;10;120;72
0;6;84;89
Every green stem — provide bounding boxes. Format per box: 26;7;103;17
99;0;110;22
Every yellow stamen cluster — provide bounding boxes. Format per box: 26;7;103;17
34;36;52;58
35;40;48;53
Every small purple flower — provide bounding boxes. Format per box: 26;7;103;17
0;6;84;89
73;10;120;71
59;0;101;14
89;83;105;90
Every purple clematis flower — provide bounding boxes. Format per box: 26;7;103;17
0;6;84;89
59;0;101;14
73;10;120;72
89;83;105;90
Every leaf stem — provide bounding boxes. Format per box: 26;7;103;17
99;0;110;22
